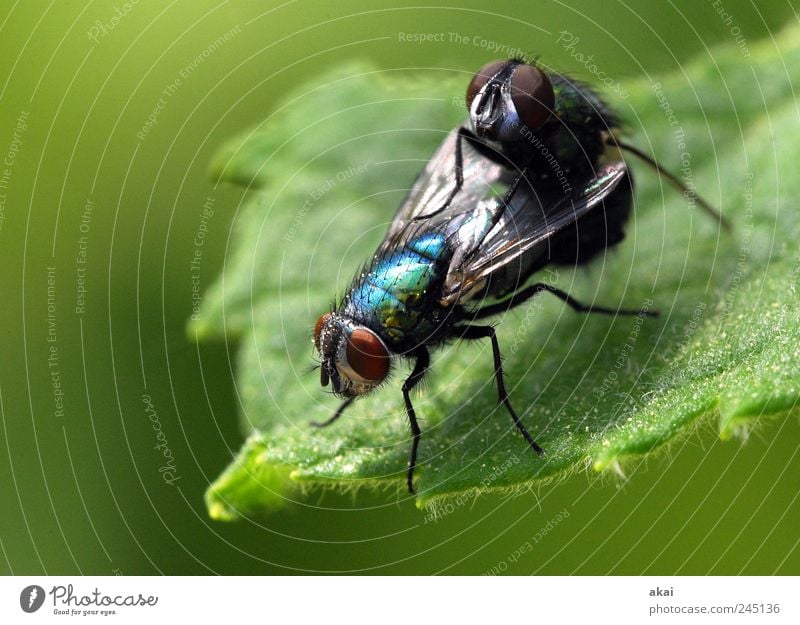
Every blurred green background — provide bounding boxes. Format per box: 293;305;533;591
1;0;798;575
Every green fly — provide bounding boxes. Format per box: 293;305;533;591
313;60;727;494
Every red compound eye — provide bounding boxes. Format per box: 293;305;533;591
510;64;554;129
466;59;508;109
313;313;331;351
346;328;390;382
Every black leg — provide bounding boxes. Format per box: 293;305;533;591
402;348;430;494
611;137;731;231
485;165;529;236
413;127;469;221
310;396;355;428
473;282;659;319
446;127;467;208
461;164;531;268
411;126;533;262
455;324;544;456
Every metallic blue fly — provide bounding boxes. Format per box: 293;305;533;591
313;60;727;494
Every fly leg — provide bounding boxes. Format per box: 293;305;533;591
486;165;529;231
310;396;355;427
413;126;531;226
460;164;531;266
610;137;731;231
454;324;544;456
473;283;660;319
402;348;430;494
413;126;471;221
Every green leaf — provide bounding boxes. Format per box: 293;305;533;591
198;27;800;516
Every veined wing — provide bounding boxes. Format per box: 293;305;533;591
375;124;628;306
378;127;513;254
442;161;629;302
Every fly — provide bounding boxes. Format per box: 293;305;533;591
312;59;728;494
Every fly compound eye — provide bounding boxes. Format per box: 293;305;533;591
510;64;554;130
314;312;332;351
346;328;390;383
466;59;508;109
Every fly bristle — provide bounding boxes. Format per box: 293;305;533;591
304;363;321;376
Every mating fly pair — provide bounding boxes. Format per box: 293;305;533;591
312;59;726;494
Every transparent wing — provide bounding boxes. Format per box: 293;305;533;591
375;126;628;304
444;161;628;300
378;127;513;254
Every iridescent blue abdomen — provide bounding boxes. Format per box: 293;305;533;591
343;233;450;349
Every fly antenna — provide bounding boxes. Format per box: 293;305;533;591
610;137;731;231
